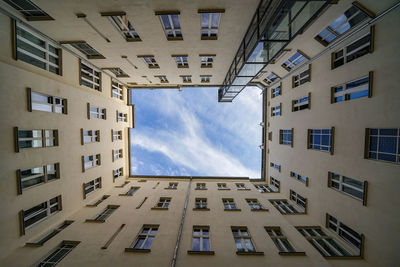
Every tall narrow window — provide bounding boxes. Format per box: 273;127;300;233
5;0;54;20
327;214;363;252
126;225;158;251
282;51;309;71
289;190;307;212
117;111;127;122
28;89;67;114
80;61;101;91
83;177;101;199
113;149;123;161
331;73;372;103
26;221;74;246
101;12;141;41
112;130;122;141
86;205;119;222
271;104;281;117
138;55;159;68
308;128;334;154
111;79;124;100
14;22;61;74
156;11;182;40
87;103;106;119
365;128;399;164
292;93;311;111
81;129;100;144
270;177;280;191
17;163;60;194
279;129;293;146
271;84;282;98
82;154;101;171
113;167;124;182
198;10;223;40
200;55;215;68
15;128;58;152
292;65;311;88
34;241;80;266
222;199;239;211
231;227;262;254
172;55;188;68
265;227;304;255
189;226;213;254
328;172;367;204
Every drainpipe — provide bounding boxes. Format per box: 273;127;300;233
171;177;192;267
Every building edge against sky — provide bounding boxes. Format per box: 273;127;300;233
0;0;399;266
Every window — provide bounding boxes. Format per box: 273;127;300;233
113;149;123;161
5;0;53;20
222;198;239;210
246;199;265;211
67;41;105;59
14;22;61;74
271;84;281;98
268;131;272;141
138;55;159;68
332;28;373;69
117;111;128;122
217;183;229;190
87;103;106;119
365;128;399;164
20;195;61;235
81;129;100;144
315;4;372;46
113;167;124;182
270;162;281;172
297;227;352;257
195;183;207;190
28;89;67;114
112;130;122;142
34;241;80;266
200;75;211;83
235;183;249;190
112;80;124;100
189;226;213;254
308;128;334;154
87;195;109;207
331;73;372;103
254;184;277;193
271;104;281;117
153;197;171;209
282;51;309;71
83;177;101;199
181;75;192;83
327;214;363;251
120;186;140;196
156;11;182;40
264;72;279;85
82;154;101;172
199;10;223;40
80;62;101;91
15;128;58;152
126;225;158;251
292;93;310;111
290;190;307;212
17;163;59;194
200;55;215;68
86;205;119;222
156;75;169;83
328;172;367;204
270;177;280;191
292;65;311;88
231;227;261;254
166;182;178;189
101;12;141;41
290;171;309;186
265;227;304;254
172;55;188;68
269;199;301;214
280;129;293;146
194;198;208;209
26;221;73;247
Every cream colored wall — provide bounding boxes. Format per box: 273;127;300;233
0;12;131;259
256;0;400;266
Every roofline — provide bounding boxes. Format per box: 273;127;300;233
129;175;250;180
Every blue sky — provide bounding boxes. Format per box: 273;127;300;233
130;87;262;178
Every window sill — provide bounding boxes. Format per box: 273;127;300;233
164;188;177;190
237;189;251;191
236;251;264;256
25;242;43;247
218;188;230;191
85;219;105;223
279;251;306;256
324;255;362;260
224;209;241;212
151;207;169;210
125;248;151;253
167;37;183;41
201;36;218;40
118;194;133;196
251;208;269;212
195;188;207;190
193;208;210;211
187;250;215;255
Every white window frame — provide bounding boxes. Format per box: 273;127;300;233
270;199;300;214
200;55;214;67
194;198;208;209
130;225;158;250
29;89;67;114
155;197;171;208
222;198;237;210
328;172;366;204
191;226;211;252
105;14;140;41
113;149;123;161
290;171;309;186
117;111;127;122
265;227;298;253
83;154;101;171
83;177;101;198
80;61;101;91
82;129;100;144
112;130;122;141
88;104;106;119
293;66;311;87
111;80;123;100
231;227;257;253
327;214;363;251
332;73;371;103
254;184;277;193
18;163;59;194
15;128;58;152
35;241;79;266
289;190;307;211
174;55;188;67
158;13;182;39
200;12;222;39
113;167;123;181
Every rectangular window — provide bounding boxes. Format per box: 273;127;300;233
290;171;309;186
235;183;248;190
200;55;215;68
28;89;67;114
269;199;301;214
156;11;182;40
34;241;80;266
120;186;140;196
81;129;100;144
195;183;207;190
282;51;309;71
181;75;192;83
328;172;367;204
14;22;61;74
17;163;59;194
138;55;159;68
254;184;277;193
199;10;224;40
279;129;293;146
315;4;372;46
82;154;101;171
190;226;212;253
327;214;363;251
366;128;400;164
154;197;171;209
87;205;119;222
117;111;128;122
87;195;110;207
102;12;141;41
332;73;372;103
15;128;58;152
231;227;260;254
265;227;301;254
264;72;280;85
270;177;280;191
20;195;61;235
112;130;122;142
271;84;281;98
87;103;106;119
80;62;101;90
200;75;211;83
172;55;188;68
270;162;281;172
26;221;73;247
332;28;373;69
217;183;229;190
292;93;310;111
166;182;178;189
297;227;352;257
194;198;208;209
223;198;239;210
112;80;124;100
292;65;311;88
290;190;307;212
83;177;101;199
68;41;105;59
127;225;158;251
156;75;169;83
113;167;124;182
308;128;334;154
271;104;281;117
5;0;53;20
113;149;123;161
246;199;265;211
